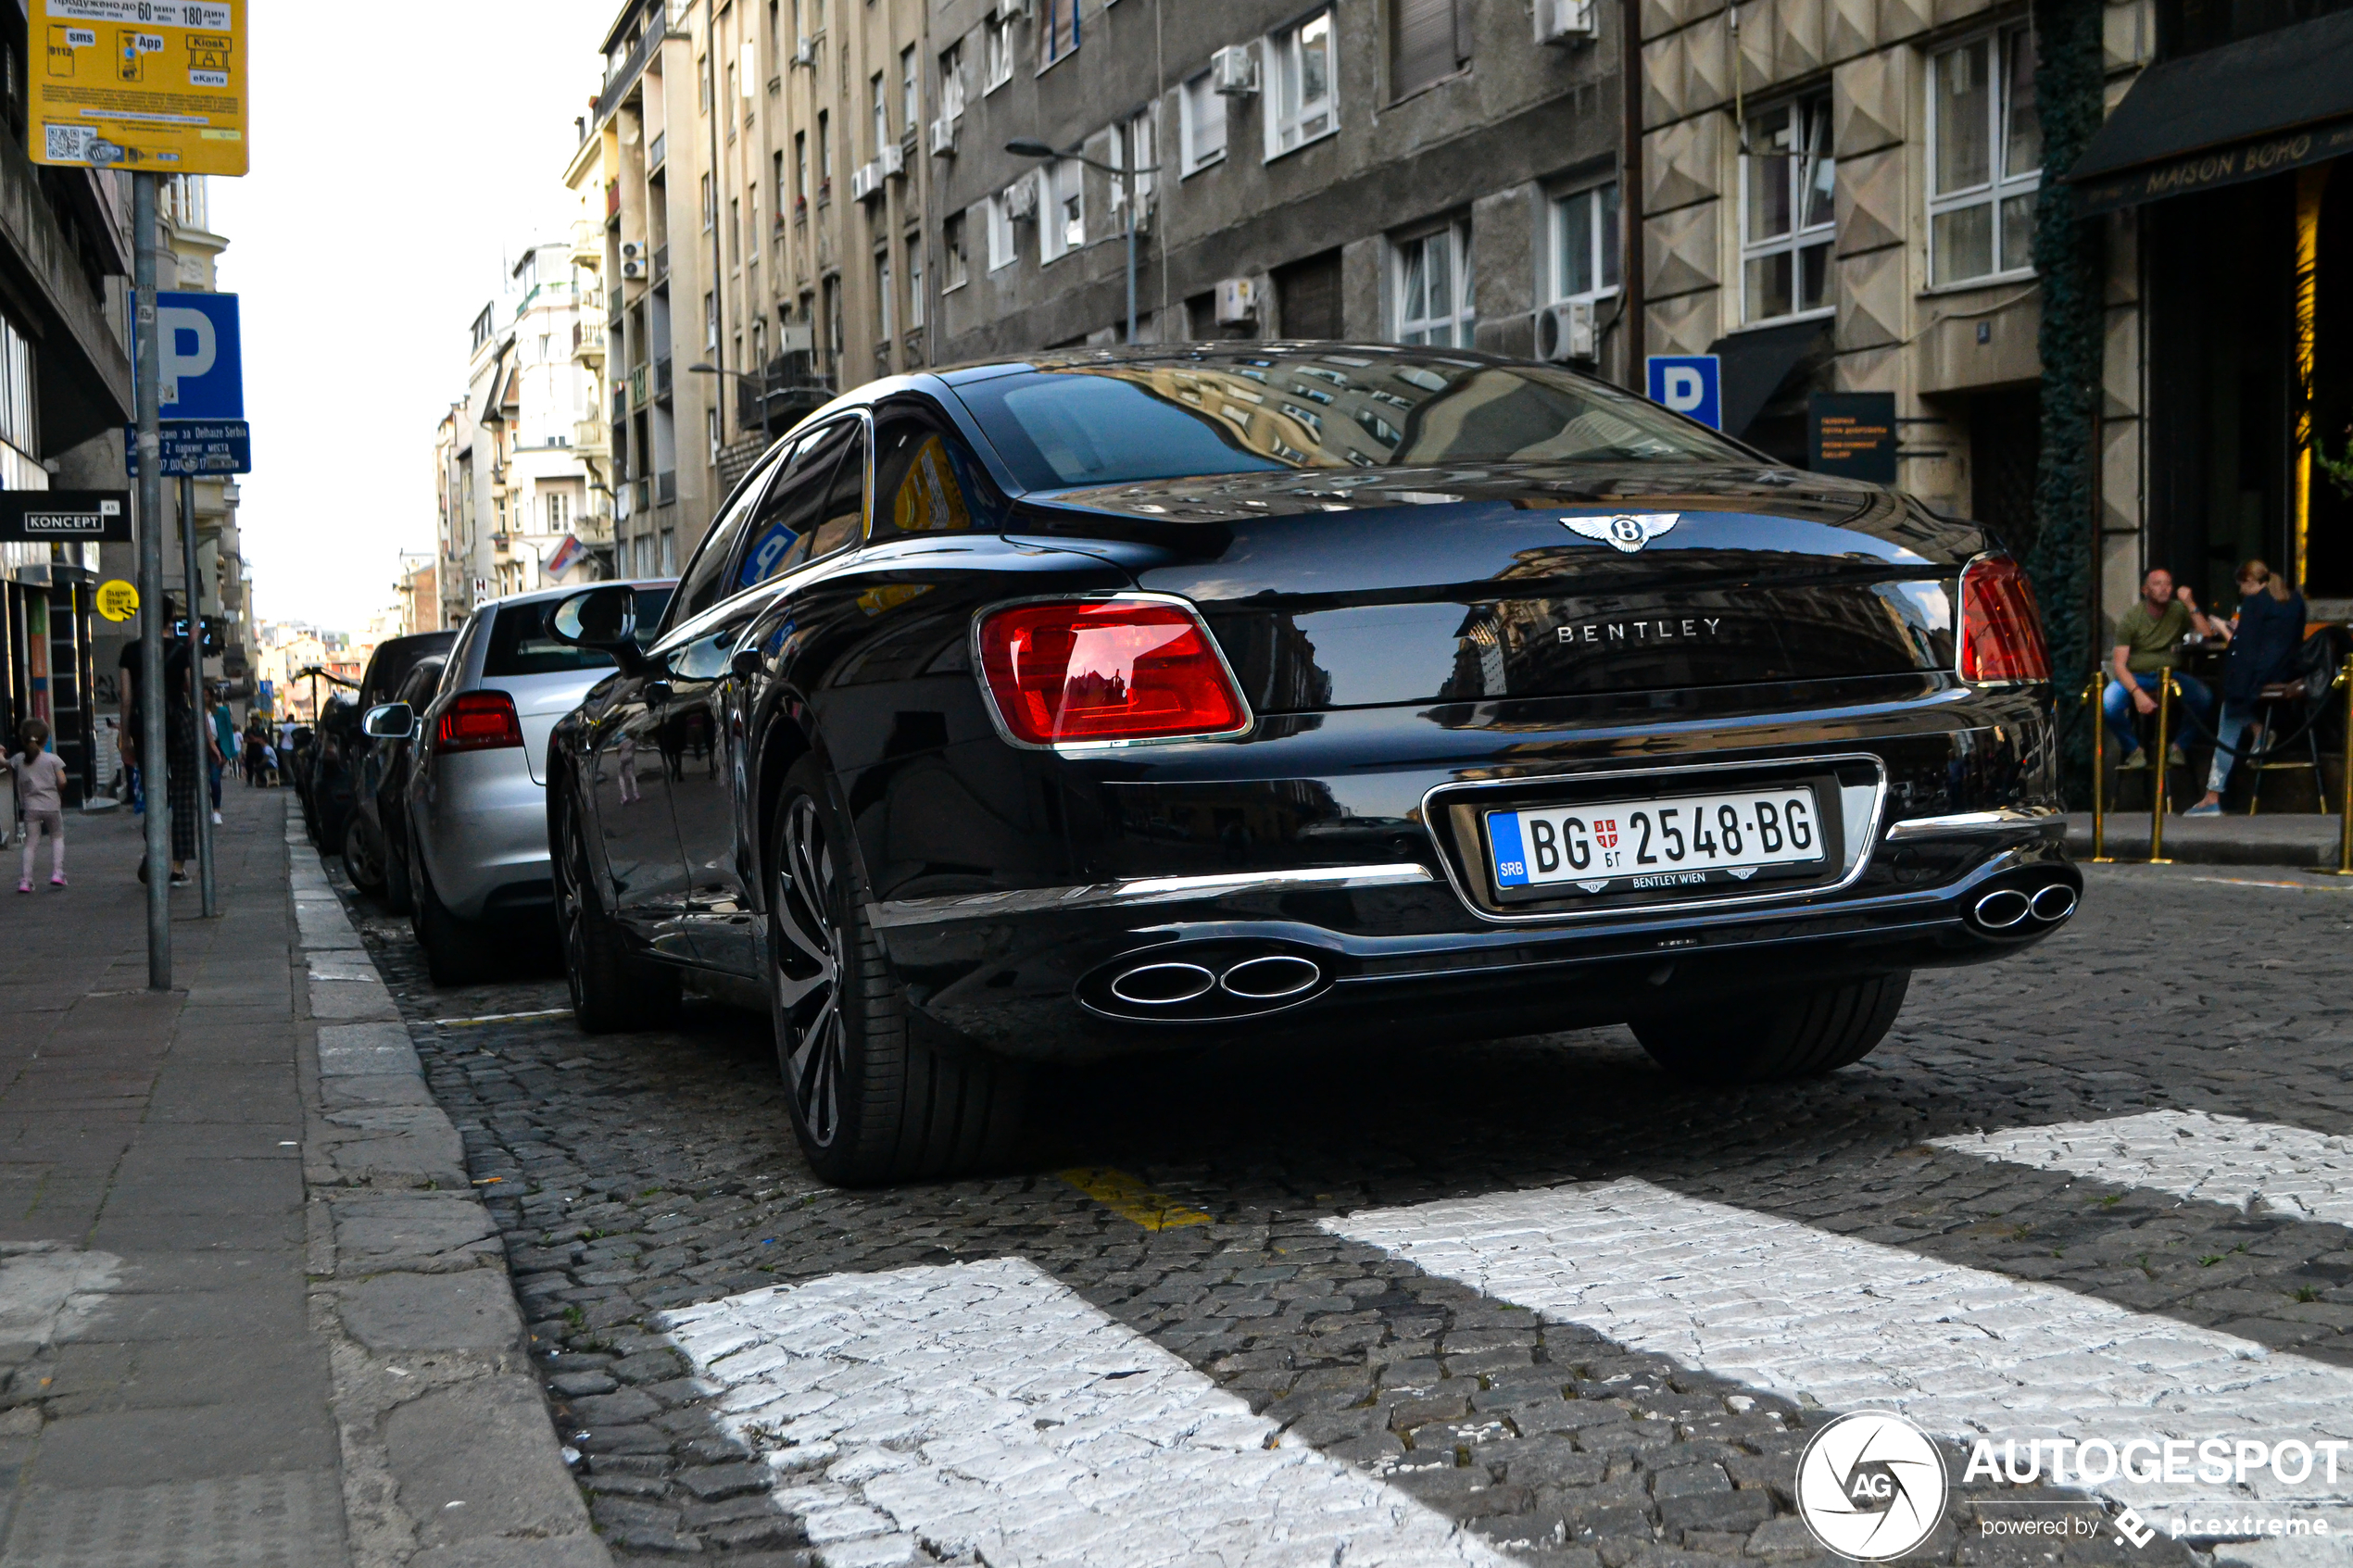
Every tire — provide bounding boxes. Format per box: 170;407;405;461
408;823;492;987
380;814;415;916
343;815;386;897
1632;972;1911;1083
769;757;1024;1185
553;779;678;1032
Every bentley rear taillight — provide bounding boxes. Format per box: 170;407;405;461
434;691;524;753
976;598;1251;746
1959;556;2049;684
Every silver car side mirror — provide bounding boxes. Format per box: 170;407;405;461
361;702;414;740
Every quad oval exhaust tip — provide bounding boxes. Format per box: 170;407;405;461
1107;961;1216;1007
2029;883;2078;922
1090;948;1333;1019
1972;887;2032;930
1219;954;1323;1000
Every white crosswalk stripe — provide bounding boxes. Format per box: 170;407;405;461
659;1256;1512;1568
1323;1176;2353;1525
1931;1111;2353;1228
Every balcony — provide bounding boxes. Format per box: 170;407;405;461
628;365;648;408
652;243;668;284
648;131;666;172
653;357;673;400
572;419;610;455
595;6;667;125
612;386;627;422
656;470;676;507
605;180;620;221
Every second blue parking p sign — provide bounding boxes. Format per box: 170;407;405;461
1646;355;1721;430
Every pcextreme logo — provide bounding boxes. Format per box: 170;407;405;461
1794;1411;1950;1561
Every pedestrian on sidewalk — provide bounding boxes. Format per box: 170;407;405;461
135;663;198;887
8;719;66;891
209;688;234;824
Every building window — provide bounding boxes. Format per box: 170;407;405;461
901;45;919;133
661;530;675;575
1928;26;2041;287
708;408;721;464
774;150;788;220
1741;93;1834;323
1040;0;1080;68
1550;182;1621;304
1115;108;1155;218
938;42;965;119
986;194;1015;271
945;212;970;289
984;16;1013;90
547;491;571;531
817;110;832;194
701;172;716;230
1041;159;1082;262
1180;70;1227;174
1394;221;1474;346
705;291;719;349
871;71;887;152
1392;0;1466;98
1265;10;1336;158
877;254;895;339
729;196;741;264
794;132;809;207
698;53;712;113
907;244;924;328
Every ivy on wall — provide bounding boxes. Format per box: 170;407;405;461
2026;0;2108;804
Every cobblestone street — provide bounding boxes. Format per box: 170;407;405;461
328;863;2353;1568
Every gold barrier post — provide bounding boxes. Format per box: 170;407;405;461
2088;673;2111;862
2148;668;2174;865
2325;655;2353;876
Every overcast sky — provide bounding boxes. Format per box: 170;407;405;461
211;0;614;632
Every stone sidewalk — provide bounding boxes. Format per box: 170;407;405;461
0;785;602;1567
2063;809;2353;866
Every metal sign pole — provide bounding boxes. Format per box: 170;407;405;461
2148;669;2174;866
181;472;216;916
2088;673;2111;862
133;174;170;987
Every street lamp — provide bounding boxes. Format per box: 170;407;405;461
1005;137;1160;345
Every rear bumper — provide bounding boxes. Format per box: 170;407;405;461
413;750;554;922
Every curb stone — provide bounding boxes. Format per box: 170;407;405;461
287;813;612;1568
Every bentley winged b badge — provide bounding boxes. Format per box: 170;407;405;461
1565;512;1681;553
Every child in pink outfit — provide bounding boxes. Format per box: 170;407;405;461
9;719;65;891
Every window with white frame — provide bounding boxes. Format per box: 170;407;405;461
938;42;966;119
1114;109;1155;219
1394;221;1474;346
945;211;970;288
1041;159;1083;262
1180;70;1227;174
1265;11;1336;157
1549;182;1621;304
984;16;1013;90
986;194;1015;271
1928;26;2041;286
901;46;919;135
877;255;895;339
871;72;887;152
1741;93;1834;323
1040;0;1079;68
908;245;925;328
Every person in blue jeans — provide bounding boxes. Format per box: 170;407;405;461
2104;566;2221;768
2187;560;2309;815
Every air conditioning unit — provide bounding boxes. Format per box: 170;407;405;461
850;161;880;201
878;142;905;178
1214;276;1258;325
793;35;815;65
928;115;958;157
1535;0;1596;43
1210;44;1259;95
620;257;647;280
1535;299;1598;362
1003;173;1038;220
777;323;814;354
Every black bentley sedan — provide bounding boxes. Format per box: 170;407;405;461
544;345;2073;1185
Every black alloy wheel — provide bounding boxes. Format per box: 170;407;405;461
553;781;677;1032
342;816;385;897
380;813;415;915
768;757;1024;1185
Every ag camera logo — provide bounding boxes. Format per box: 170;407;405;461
1796;1411;1949;1561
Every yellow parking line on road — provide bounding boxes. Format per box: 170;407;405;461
2187;876;2353;893
1059;1168;1214;1231
425;1008;575;1027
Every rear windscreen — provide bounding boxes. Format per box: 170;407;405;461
481;587;674;677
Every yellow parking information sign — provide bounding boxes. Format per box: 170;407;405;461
29;0;246;177
95;580;139;623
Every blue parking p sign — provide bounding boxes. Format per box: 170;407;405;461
1646;355;1721;430
134;292;245;420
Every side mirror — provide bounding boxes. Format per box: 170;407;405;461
361;703;414;739
551;584;638;647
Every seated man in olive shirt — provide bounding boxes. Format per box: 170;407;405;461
2101;567;2220;769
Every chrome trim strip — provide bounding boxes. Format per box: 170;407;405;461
1883;808;2063;841
867;863;1436;928
1418;753;1891;926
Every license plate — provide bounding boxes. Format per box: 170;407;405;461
1486;785;1825;897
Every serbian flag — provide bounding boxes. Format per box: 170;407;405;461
546;533;585;579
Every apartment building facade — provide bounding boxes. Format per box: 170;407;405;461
434;243;604;625
928;0;1632;375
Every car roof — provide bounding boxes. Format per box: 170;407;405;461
474;578;677;615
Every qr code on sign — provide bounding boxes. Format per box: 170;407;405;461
43;125;92;162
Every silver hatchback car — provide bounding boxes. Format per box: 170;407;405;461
367;580;673;985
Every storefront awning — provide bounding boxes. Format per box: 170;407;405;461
1705;319;1831;439
2068;9;2353;215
